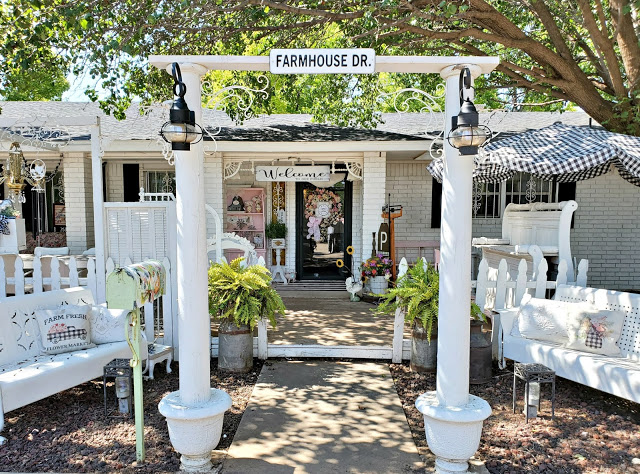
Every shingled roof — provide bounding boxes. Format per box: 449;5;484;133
0;101;595;143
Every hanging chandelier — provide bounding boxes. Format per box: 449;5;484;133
0;142;47;203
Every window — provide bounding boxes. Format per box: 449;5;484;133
473;172;557;219
145;171;176;196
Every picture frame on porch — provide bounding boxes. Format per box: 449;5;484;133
53;203;66;227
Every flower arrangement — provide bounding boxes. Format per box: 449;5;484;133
361;253;393;280
304;188;342;242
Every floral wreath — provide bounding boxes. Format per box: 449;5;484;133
304;188;343;242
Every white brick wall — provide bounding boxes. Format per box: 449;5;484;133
351;178;363;271
361;152;387;263
204;152;225;237
572;167;640;290
105;162;124;202
63;153;94;253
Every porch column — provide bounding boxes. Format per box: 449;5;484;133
415;65;491;474
361;152;386;263
204;151;225;237
63;152;94;254
157;63;232;472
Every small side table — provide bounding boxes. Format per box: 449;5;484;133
144;343;173;380
271;243;287;285
512;362;556;423
103;358;133;416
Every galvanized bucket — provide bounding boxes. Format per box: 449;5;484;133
411;324;437;373
218;320;253;373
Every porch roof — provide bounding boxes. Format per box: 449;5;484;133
0;101;595;151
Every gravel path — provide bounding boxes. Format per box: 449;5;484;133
0;359;262;473
390;361;640;474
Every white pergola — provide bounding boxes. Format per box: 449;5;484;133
150;54;499;473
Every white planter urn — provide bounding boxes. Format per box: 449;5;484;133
158;388;232;472
368;275;389;294
415;391;491;473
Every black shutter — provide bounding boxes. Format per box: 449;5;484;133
431;178;442;228
123;164;140;202
557;181;576;202
557;181;576;228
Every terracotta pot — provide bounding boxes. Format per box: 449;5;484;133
411;324;437;373
218;320;253;373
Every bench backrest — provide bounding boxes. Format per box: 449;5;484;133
554;284;640;360
0;287;95;365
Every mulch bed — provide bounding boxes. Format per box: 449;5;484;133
0;359;262;473
390;361;640;473
3;358;640;473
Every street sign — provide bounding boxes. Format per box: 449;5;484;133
270;49;376;74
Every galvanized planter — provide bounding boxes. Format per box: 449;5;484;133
469;320;492;384
411;324;437;373
218;320;253;373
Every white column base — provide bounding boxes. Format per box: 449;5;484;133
159;388;233;472
415;391;491;474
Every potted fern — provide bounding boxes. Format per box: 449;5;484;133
265;220;287;248
208;257;286;372
375;262;484;372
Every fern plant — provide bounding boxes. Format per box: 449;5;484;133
375;262;485;342
208;257;286;329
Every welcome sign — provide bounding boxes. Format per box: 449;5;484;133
255;165;331;182
270;48;376;74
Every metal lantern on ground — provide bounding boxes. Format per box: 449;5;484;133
447;68;491;155
159;63;203;151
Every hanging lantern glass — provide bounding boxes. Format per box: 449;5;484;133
159;63;204;151
446;68;492;156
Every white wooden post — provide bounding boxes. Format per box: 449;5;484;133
435;66;477;408
91;122;107;303
155;62;232;473
14;257;24;296
392;257;409;363
416;65;491;474
0;257;5;297
173;63;211;406
257;319;268;360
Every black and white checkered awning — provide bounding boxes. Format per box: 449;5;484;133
427;122;640;187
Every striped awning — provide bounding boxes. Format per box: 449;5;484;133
427;122;640;187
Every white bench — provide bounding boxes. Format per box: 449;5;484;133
0;287;147;444
498;284;640;403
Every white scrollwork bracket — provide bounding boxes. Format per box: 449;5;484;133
224;161;243;180
345;161;363;180
377;85;446;160
201;76;270;155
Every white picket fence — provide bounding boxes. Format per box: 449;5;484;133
0;255;98;299
0;255;175;349
397;255;588;311
473;257;588;310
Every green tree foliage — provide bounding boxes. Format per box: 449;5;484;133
2;0;639;134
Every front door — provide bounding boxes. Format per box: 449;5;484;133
296;178;352;280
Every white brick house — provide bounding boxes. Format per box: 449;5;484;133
2;102;638;290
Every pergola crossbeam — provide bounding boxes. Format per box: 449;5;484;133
149;55;500;74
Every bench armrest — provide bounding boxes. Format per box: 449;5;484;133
495;308;519;369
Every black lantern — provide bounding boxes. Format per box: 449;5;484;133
159;63;203;151
447;68;491;156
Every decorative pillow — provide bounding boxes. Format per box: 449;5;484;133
514;297;595;344
565;309;625;356
90;305;130;344
35;305;94;354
